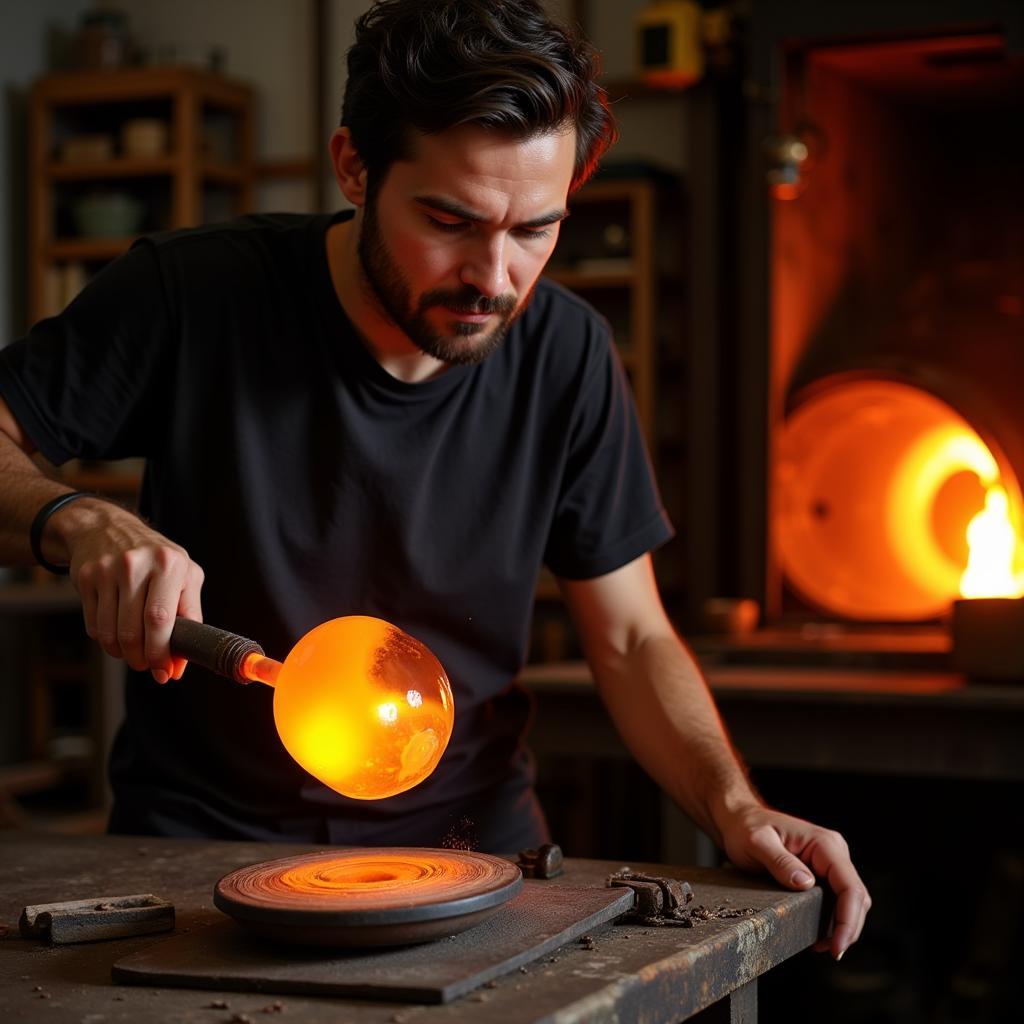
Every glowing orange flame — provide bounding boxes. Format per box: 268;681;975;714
242;616;454;801
776;380;1024;619
960;486;1024;598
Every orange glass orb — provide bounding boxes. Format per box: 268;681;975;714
272;616;454;800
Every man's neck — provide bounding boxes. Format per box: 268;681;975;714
325;217;449;384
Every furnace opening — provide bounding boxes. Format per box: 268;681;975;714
774;377;1024;621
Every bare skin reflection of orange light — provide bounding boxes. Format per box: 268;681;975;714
960;486;1024;598
239;617;454;801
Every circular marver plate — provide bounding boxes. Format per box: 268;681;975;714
214;847;523;947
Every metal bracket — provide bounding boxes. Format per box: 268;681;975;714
608;869;695;925
608;869;756;928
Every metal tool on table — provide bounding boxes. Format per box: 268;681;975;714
20;894;174;945
168;615;454;800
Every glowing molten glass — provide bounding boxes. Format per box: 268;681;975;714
960;486;1024;599
241;617;454;800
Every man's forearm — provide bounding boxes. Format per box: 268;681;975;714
1;421;204;681
0;429;76;565
587;631;759;845
563;559;870;956
0;429;130;569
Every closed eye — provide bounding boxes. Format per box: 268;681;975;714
426;214;553;241
514;226;552;241
426;215;470;234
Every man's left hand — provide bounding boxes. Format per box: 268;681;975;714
716;802;871;960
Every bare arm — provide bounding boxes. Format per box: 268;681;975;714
558;554;871;959
0;398;204;682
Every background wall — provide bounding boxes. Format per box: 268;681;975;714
118;0;690;194
0;0;90;346
116;0;328;212
585;0;690;172
0;0;690;344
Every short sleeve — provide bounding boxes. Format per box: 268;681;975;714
543;329;674;579
0;240;175;465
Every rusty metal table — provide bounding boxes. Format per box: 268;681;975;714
0;832;821;1023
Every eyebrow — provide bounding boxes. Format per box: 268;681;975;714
414;194;569;229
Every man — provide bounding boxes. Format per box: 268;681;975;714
0;0;868;958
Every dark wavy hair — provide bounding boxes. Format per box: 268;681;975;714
341;0;617;195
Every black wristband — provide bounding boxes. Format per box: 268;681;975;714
29;491;94;575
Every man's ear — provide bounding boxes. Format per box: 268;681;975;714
329;127;369;207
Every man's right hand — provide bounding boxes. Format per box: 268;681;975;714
1;398;204;684
52;498;205;684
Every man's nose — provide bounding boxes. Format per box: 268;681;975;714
460;235;509;299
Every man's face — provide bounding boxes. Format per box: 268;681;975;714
355;124;576;365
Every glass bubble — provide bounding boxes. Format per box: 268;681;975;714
272;616;454;799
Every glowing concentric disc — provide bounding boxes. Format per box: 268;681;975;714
214;848;523;946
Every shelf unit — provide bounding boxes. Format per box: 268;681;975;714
532;174;686;658
27;66;255;498
0;581;118;831
545;178;658;441
7;68;256;828
28;66;254;327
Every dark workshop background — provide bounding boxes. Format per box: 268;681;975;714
1;2;1022;1022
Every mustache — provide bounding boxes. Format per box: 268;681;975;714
419;287;516;316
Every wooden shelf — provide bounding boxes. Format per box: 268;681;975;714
0;759;65;796
33;66;251;109
200;160;248;185
48;156;175;179
603;78;691;99
255;157;315;181
18;66;257;822
30;67;255;324
568;179;661;203
0;580;80;612
46;156;248;186
533;177;666;624
47;237;135;261
531;176;686;656
546;268;636;290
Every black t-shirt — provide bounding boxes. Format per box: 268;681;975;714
0;212;673;847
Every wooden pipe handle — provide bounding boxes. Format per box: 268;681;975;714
169;618;265;684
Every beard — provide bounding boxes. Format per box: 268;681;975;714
357;196;530;366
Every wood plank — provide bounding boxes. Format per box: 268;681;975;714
545;268;636;289
47;157;175;180
48;238;134;261
0;759;63;793
0;580;80;611
33;67;250;106
254;158;314;181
